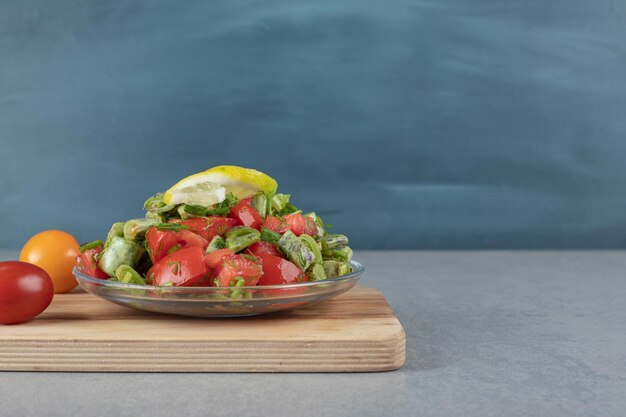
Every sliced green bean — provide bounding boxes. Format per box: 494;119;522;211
144;193;176;213
326;245;353;263
278;230;314;271
319;234;349;252
271;193;290;212
115;265;146;285
123;218;157;240
225;226;260;253
307;263;327;281
299;234;322;264
79;239;103;253
251;193;269;218
105;222;125;247
206;236;226;253
146;211;166;223
98;236;145;276
322;260;352;278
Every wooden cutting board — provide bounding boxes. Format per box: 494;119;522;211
0;287;405;372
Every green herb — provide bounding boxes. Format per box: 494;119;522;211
79;239;103;253
156;223;189;232
183;204;209;216
260;227;281;243
167;260;182;276
276;203;300;216
203;192;238;216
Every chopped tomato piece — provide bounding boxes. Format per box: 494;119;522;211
247;241;282;257
228;198;264;230
147;247;209;287
204;248;235;269
169;217;238;241
263;216;289;234
257;254;307;285
214;254;263;287
283;213;318;237
146;228;208;263
76;247;109;279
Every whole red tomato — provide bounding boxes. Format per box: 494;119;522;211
0;261;54;324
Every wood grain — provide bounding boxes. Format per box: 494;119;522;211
0;287;405;372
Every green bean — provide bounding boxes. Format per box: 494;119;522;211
144;193;176;213
251;193;269;218
98;236;145;276
322;260;352;278
225;226;260;253
299;234;322;264
271;193;290;212
146;211;166;223
79;239;103;253
115;265;146;285
278;230;314;271
206;236;226;253
123;218;157;240
326;246;353;263
319;234;349;252
307;263;327;281
105;222;125;247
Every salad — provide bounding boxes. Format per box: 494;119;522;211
75;166;354;290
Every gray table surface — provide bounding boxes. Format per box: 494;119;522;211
1;250;625;417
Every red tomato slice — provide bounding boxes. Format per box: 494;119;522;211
283;213;318;237
204;248;235;269
146;247;209;287
76;247;109;279
263;216;289;234
228;198;264;230
247;241;282;257
146;228;208;263
169;217;238;241
257;254;308;285
214;254;263;287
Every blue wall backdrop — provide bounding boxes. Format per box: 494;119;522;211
1;0;626;249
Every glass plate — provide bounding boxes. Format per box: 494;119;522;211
74;260;364;317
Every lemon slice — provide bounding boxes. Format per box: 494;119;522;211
162;173;226;206
163;166;277;206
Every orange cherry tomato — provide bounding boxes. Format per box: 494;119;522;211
19;230;80;293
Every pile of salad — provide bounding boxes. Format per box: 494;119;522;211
75;166;353;289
